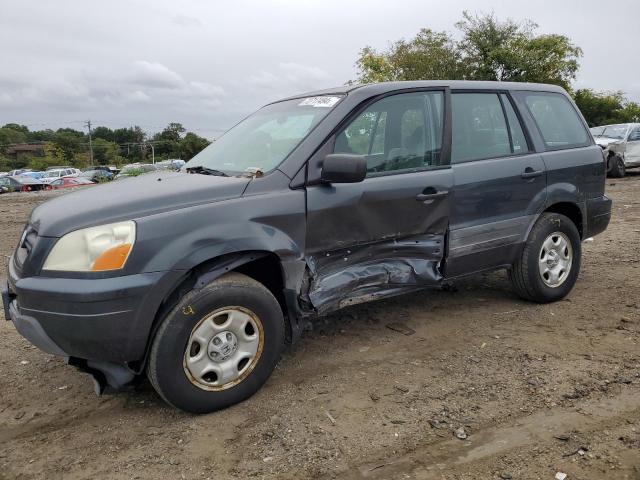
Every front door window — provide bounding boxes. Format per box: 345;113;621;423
334;91;444;175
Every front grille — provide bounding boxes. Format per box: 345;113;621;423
15;225;38;267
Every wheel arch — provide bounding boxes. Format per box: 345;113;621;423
543;202;584;238
132;250;297;374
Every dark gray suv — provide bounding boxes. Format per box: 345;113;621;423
3;81;611;413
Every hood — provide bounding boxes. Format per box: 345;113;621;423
31;171;251;237
594;136;622;147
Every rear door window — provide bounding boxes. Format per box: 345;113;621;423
451;93;511;163
522;92;589;149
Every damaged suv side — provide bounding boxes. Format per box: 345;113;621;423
3;81;611;413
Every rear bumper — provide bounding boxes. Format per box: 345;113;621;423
4;257;183;362
585;195;612;238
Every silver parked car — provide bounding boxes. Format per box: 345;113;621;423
590;123;640;177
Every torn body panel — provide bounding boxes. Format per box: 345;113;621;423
303;234;443;314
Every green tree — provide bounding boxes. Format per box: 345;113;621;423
0;155;11;171
354;12;582;90
72;151;91;169
160;123;186;142
114;126;146;162
91;138;119;165
33;142;67;170
2;123;29;136
355;29;466;83
573;89;625;126
456;12;581;89
113;126;145;145
92;126;115;142
52;128;85;163
0;126;27;147
574;89;640;126
179;132;210;160
28;129;55;142
617;101;640;123
152;123;187;158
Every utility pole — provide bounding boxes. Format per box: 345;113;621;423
85;120;94;166
141;143;155;164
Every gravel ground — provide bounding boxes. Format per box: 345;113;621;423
0;176;639;480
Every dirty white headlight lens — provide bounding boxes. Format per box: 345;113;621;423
42;221;136;272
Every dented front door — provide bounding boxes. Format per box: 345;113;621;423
304;90;452;313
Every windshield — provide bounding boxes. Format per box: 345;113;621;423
593;124;628;140
43;171;61;178
185;96;343;175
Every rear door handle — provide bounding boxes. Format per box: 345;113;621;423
521;168;544;179
416;190;449;201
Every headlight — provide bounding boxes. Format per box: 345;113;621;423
43;221;136;272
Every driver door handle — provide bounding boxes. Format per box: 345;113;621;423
416;190;449;202
521;168;544;179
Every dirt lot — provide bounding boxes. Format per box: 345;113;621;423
1;176;639;480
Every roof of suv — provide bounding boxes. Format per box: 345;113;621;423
276;80;567;103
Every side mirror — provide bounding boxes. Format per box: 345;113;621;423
320;154;367;184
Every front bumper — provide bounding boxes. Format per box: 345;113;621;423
3;295;67;356
4;257;183;362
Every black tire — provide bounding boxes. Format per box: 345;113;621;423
147;272;285;413
509;213;581;303
609;154;626;178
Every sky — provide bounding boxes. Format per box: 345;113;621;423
1;0;638;139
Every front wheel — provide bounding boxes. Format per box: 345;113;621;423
609;154;626;178
147;272;285;413
509;213;581;303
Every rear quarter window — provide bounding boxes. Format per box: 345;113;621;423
523;92;589;150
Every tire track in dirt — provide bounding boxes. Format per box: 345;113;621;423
346;389;640;479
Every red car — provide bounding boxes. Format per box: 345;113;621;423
45;177;95;190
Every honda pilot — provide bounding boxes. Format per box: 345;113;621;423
3;81;612;413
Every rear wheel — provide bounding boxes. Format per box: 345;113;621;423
509;213;581;303
147;272;285;413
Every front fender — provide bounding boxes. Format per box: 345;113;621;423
132;188;307;289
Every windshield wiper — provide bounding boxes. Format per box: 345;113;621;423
185;166;229;177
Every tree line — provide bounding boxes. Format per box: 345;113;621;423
0;122;210;171
353;12;640;126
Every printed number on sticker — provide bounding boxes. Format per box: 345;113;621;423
298;96;341;108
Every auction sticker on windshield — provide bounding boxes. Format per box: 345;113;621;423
298;96;342;108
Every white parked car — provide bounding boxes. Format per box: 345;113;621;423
590;123;640;177
40;168;81;184
5;169;31;177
